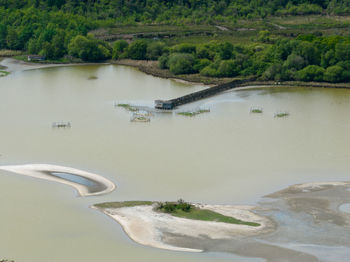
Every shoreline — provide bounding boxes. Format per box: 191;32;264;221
111;59;350;89
2;57;350;90
93;202;275;253
0;164;116;197
0;57;108;73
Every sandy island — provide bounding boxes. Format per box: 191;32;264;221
93;203;273;253
94;181;350;262
0;164;115;196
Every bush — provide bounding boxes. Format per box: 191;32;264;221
296;65;325;82
200;65;219;77
193;58;211;72
258;30;270;43
218;60;238;77
196;45;213;59
283;53;305;70
168;53;195;75
171;43;196;54
323;65;344;83
217;42;233;60
68;35;112;62
156;199;193;213
112;40;128;59
262;63;283;80
147;41;165;60
127;40;148;60
158;54;169;69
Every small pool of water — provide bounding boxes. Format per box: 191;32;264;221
50;172;97;187
339;203;350;214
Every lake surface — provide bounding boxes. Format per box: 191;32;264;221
1;64;350;262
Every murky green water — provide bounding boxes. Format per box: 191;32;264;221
1;64;350;262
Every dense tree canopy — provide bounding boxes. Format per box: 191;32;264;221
0;0;349;83
0;0;349;25
158;35;350;82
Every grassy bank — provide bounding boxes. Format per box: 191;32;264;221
94;201;153;209
94;200;260;226
166;208;260;227
0;50;24;57
156;200;260;227
0;70;10;77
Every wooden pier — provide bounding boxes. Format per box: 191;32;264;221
155;79;250;110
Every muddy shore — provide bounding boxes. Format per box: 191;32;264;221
2;57;350;90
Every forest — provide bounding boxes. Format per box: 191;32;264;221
0;0;350;82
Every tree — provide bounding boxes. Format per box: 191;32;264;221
217;42;233;60
193;59;211;72
323;65;344;83
68;35;111;61
262;63;283;80
196;45;212;59
295;41;320;65
218;60;238;77
296;65;325;81
51;30;66;59
146;41;165;60
201;65;219;77
258;30;270;43
112;40;128;59
6;27;20;50
68;35;89;57
171;43;196;54
158;54;169;69
321;50;337;68
283;53;305;70
27;38;39;54
39;42;55;59
334;43;350;63
0;23;7;48
168;53;195;75
127;40;148;60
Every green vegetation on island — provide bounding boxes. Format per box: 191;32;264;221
0;70;9;77
94;199;260;226
274;112;290;118
177;109;210;117
156;199;260;227
116;103;138;112
250;107;263;113
94;201;153;209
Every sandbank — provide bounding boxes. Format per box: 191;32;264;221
0;164;115;196
94;181;350;262
93;203;274;252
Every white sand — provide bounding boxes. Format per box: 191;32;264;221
0;164;115;196
95;203;272;252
